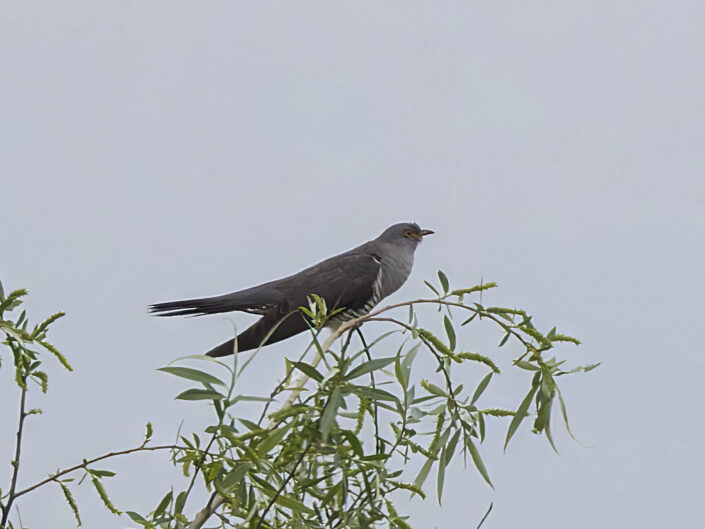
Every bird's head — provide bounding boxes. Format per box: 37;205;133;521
378;222;434;250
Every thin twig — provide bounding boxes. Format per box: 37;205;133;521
355;328;381;454
1;386;27;527
13;444;184;499
253;447;309;529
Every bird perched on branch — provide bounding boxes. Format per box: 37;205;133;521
150;222;433;356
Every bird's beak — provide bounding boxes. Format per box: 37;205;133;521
419;229;435;238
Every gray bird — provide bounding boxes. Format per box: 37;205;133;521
149;222;433;356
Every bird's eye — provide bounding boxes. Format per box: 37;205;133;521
403;230;413;238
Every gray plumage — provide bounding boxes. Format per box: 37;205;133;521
150;222;433;356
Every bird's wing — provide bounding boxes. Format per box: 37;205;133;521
213;253;381;353
275;252;381;314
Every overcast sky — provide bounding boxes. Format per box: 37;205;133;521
2;1;704;528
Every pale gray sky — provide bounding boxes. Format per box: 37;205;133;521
2;1;704;528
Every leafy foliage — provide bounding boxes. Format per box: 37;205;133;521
128;272;596;529
0;274;598;529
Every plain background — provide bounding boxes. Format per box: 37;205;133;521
2;1;704;528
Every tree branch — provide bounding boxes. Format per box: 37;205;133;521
13;444;183;499
1;386;28;527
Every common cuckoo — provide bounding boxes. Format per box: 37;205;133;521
149;222;433;356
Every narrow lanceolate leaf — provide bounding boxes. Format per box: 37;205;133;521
157;366;226;387
466;438;493;488
413;458;434;490
424;280;441;297
175;388;225;401
257;422;293;455
398;343;420;388
272;493;315;514
504;384;540;450
341;429;364;457
60;482;82;526
351;385;400;404
153;490;173;517
438;270;450;294
556;386;585;445
125;511;148;525
320;387;343;442
437;446;447;504
443;316;456;352
221;463;254;490
290;360;324;382
514;360;539;371
471;373;493;405
444;429;461;464
346;357;396;380
89;469;116;478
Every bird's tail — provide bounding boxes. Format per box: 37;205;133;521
149;286;279;317
149;296;224;317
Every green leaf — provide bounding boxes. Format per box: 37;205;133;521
346;357;396;380
174;491;188;514
466;438;493;488
444;429;461;465
175;388;225;401
320;387;343;442
257;422;293;455
342;429;364;457
504;384;539;450
290;360;324;382
443;316;456;352
89;469;116;478
153;490;173;518
126;511;148;525
556;386;584;444
396;343;419;391
471;373;493;405
413;458;434;490
514;360;539;371
437;270;449;294
437;445;447;504
273;493;315;514
221;463;254;490
350;385;400;404
424;280;440;297
157;366;226;387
